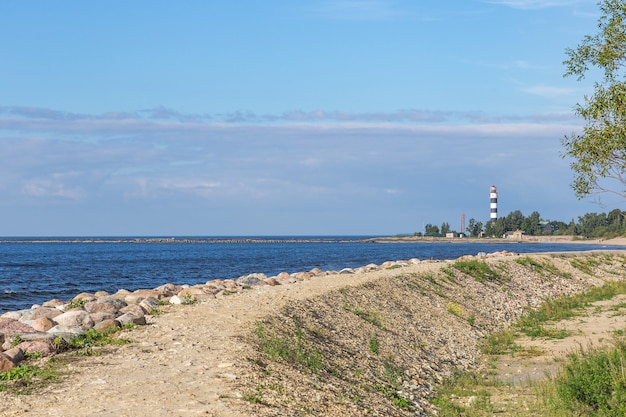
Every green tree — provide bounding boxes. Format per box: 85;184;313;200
441;222;451;235
484;218;505;238
522;211;542;236
578;212;608;238
467;218;483;237
504;210;524;232
563;0;626;200
424;224;440;237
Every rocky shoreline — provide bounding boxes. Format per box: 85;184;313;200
0;254;437;372
1;249;626;416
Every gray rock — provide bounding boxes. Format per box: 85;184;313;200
116;312;146;327
139;297;159;314
53;310;95;330
84;300;121;315
30;307;63;321
47;325;85;338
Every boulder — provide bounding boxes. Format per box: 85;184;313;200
30;307;63;321
178;287;215;302
116;312;146;327
3;347;24;364
222;280;238;289
0;311;22;320
276;272;291;281
0;317;36;337
0;352;16;372
89;312;116;324
93;319;121;333
53;310;94;330
119;304;145;317
139;297;159;314
169;295;185;305
309;268;324;276
263;277;281;286
71;293;97;303
236;276;265;286
155;283;182;295
47;325;85;338
84;299;123;315
16;340;55;357
31;317;56;332
41;298;65;308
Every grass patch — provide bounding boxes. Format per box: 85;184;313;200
351;308;384;328
569;256;601;275
372;357;413;411
53;327;131;356
544;338;626;416
369;336;380;354
515;256;564;279
254;321;325;373
0;364;60;395
451;259;502;283
480;328;518;355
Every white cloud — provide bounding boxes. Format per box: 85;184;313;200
0;105;590;235
522;84;574;98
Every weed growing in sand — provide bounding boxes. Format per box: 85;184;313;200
516;281;626;340
182;294;198;304
372;357;412;410
369;336;380;354
446;302;465;319
569;256;600;275
541;337;626;416
0;364;60;395
431;369;498;416
53;327;131;356
254;321;325;373
480;328;518;355
451;259;501;283
349;308;383;328
515;256;564;279
242;385;266;405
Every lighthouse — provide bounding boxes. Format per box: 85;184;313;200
490;185;498;221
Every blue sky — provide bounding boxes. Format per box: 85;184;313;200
0;0;610;236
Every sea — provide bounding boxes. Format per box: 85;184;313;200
1;236;624;314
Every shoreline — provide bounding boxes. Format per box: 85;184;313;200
2;249;626;415
368;235;626;245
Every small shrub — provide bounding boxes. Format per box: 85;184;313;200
553;339;626;415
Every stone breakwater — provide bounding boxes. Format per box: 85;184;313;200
2;250;504;373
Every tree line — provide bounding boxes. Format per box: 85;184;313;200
416;209;626;239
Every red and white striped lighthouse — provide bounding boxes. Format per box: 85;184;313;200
490;185;498;221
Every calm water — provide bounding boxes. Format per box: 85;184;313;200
1;236;624;313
